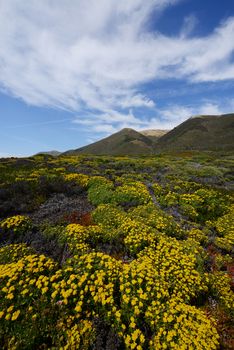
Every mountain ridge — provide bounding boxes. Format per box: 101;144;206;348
156;113;234;151
40;113;234;156
63;127;155;156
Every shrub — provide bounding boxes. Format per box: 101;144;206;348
0;215;31;235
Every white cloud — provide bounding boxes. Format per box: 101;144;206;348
180;14;198;38
0;0;234;126
198;103;223;115
72;100;234;137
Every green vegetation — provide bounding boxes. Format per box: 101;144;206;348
0;152;233;349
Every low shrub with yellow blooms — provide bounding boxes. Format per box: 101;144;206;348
212;205;234;252
0;253;58;348
209;272;234;313
149;300;219;350
114;181;152;206
138;237;209;302
64;173;89;188
0;243;33;264
61;223;104;254
0;215;31;235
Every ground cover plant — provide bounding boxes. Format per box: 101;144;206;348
0;152;233;349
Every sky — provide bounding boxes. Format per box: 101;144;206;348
0;0;234;157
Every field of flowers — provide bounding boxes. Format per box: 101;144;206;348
0;152;233;349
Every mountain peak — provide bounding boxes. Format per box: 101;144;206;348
119;127;135;132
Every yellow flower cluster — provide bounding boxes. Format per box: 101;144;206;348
178;193;203;219
62;319;94;350
0;254;57;323
129;204;184;239
186;227;209;244
64;173;89;188
0;215;31;234
63;223;103;254
149;300;219;350
138;237;208;301
0;243;33;264
213;205;234;251
88;175;113;188
121;218;157;254
119;258;169;349
209;272;234;312
50;252;122;319
152;181;229;223
63;223;92;253
115;181;152;205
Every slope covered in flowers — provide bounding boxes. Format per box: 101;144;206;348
0;152;233;349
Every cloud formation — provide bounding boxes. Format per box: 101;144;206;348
0;0;234;133
73;100;234;137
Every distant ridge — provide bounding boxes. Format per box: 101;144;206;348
155;113;234;151
62;113;234;155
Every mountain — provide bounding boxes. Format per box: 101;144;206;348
155;113;234;151
63;114;234;156
64;128;154;156
140;129;169;142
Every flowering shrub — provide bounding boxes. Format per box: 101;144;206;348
186;227;209;244
119;257;169;349
209;272;234;312
149;300;219;350
50;252;122;322
0;215;31;235
0;254;58;348
121;218;158;255
0;243;33;264
138;237;208;302
152;183;230;222
114;181;152;206
61;223;104;254
64;173;89;188
61;319;94;350
129;204;185;239
212;205;234;252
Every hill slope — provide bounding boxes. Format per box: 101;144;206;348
155;114;234;151
63;114;234;155
64;128;154;156
140;129;169;142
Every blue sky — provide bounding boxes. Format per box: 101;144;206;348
0;0;234;156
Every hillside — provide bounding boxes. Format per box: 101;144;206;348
156;113;234;151
140;129;169;142
64;128;154;156
63;114;234;156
